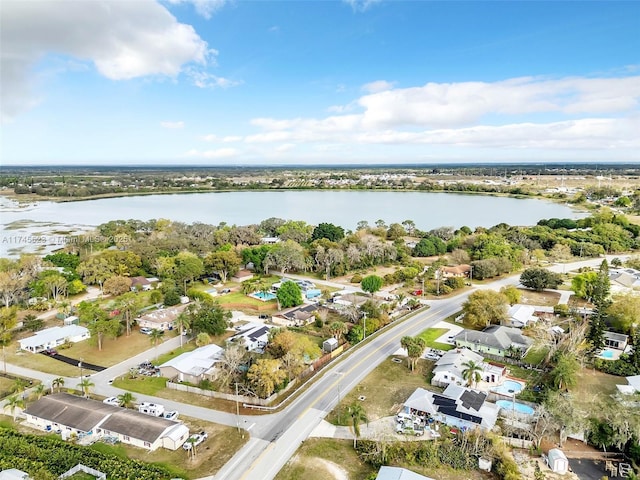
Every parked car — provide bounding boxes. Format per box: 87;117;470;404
220;288;231;294
424;352;440;361
139;327;153;335
258;314;270;320
107;378;114;385
164;410;179;421
183;431;208;450
396;423;424;436
43;349;58;356
103;397;120;406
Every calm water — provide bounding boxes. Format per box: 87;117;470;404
1;190;586;257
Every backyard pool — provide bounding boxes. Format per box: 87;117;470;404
250;291;277;301
599;349;616;359
491;380;524;396
496;400;535;415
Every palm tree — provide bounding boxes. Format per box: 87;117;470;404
12;378;28;394
5;395;24;421
461;360;483;388
78;377;94;397
149;328;165;358
117;392;136;408
348;402;368;448
32;383;46;401
52;377;65;393
174;312;191;348
329;321;347;341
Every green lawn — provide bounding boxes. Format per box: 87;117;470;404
326;357;436;424
112;376;167;396
417;328;455;351
153;344;197;366
522;346;549;365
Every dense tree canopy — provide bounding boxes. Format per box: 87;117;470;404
276;281;303;309
520;268;563;291
462;290;509;328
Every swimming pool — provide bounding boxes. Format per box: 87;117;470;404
250;291;277;301
496;400;535;415
599;349;615;359
491;380;524;396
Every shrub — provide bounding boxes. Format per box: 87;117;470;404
351;274;363;283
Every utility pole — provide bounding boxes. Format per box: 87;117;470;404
235;382;241;435
362;313;367;340
436;268;441;296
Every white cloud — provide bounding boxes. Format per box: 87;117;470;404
161;121;185;129
165;0;228;19
202;134;218;141
1;0;212;122
222;136;243;142
361;80;395;93
185;148;239;158
268;26;280;33
276;143;296;152
187;69;241;89
343;0;382;12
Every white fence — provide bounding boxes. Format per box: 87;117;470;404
59;464;106;480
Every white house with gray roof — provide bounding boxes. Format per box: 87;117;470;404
431;348;506;388
24;393;189;451
506;304;537;328
18;325;90;353
227;323;272;352
453;326;533;358
158;344;223;383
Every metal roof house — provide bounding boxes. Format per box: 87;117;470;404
403;385;500;432
375;466;434;480
454;326;533;358
506;304;537;328
24;393;189;451
604;331;629;350
18;325;90;353
158;343;223;383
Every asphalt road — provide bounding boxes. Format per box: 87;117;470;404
3;255;625;480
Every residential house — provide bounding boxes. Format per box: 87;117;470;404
228;323;272;352
130;276;151;292
403;384;500;432
275;303;319;326
604;331;629;351
375;466;434;480
158;344;223;383
609;269;640;291
506;305;537;328
454;326;533;358
137;304;188;332
616;375;640;395
431;348;506;388
260;237;280;244
231;269;254;282
0;470;31;480
440;264;472;278
24;393;189;451
331;293;370;308
18;325;90;353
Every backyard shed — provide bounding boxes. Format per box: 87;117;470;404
323;337;338;353
547;448;569;474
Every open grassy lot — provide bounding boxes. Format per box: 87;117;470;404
417;328;455;351
572;368;626;410
518;289;561;306
0;376;19;399
4;331;172;375
112;376;167;395
275;439;374;480
326;357;436;424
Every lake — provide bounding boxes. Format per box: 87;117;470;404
0;190;586;257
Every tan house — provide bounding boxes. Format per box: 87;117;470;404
137;304;188;332
231;269;254;282
24;393;189;451
441;264;472;278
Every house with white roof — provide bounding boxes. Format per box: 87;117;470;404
18;325;90;353
227;323;272;352
431;348;506;388
0;469;31;480
375;466;434;480
24;393;189;451
158;344;223;383
616;375;640;397
403;385;500;432
506;304;537;328
137;304;187;332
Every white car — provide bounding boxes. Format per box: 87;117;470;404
164;410;179;421
424;352;440;361
103;396;120;406
183;431;208;450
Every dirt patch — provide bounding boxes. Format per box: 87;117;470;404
518;289;561;306
308;458;349;480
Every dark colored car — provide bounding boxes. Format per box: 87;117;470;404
44;349;58;356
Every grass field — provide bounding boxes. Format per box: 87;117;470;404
275;439;374;480
572;368;625;410
518;289;561;307
417;328;455;351
112;376;167;396
522;345;550;365
0;377;18;399
326;357;436;424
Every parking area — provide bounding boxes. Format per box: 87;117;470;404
432;321;464;345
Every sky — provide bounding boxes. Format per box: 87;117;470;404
1;0;639;166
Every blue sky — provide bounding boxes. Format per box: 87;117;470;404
1;0;639;165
